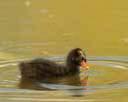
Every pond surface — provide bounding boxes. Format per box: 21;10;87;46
0;54;128;102
0;0;128;102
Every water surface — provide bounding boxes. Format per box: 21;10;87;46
0;0;128;102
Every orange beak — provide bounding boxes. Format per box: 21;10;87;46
80;60;89;70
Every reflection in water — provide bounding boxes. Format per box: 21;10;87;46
19;73;88;96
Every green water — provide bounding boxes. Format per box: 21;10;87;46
0;0;128;102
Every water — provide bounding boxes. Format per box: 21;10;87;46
0;0;128;101
0;46;128;101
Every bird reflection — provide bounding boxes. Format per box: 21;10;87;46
19;73;88;96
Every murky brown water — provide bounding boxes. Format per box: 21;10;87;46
0;0;128;102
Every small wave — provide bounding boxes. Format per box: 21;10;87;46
0;56;127;93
